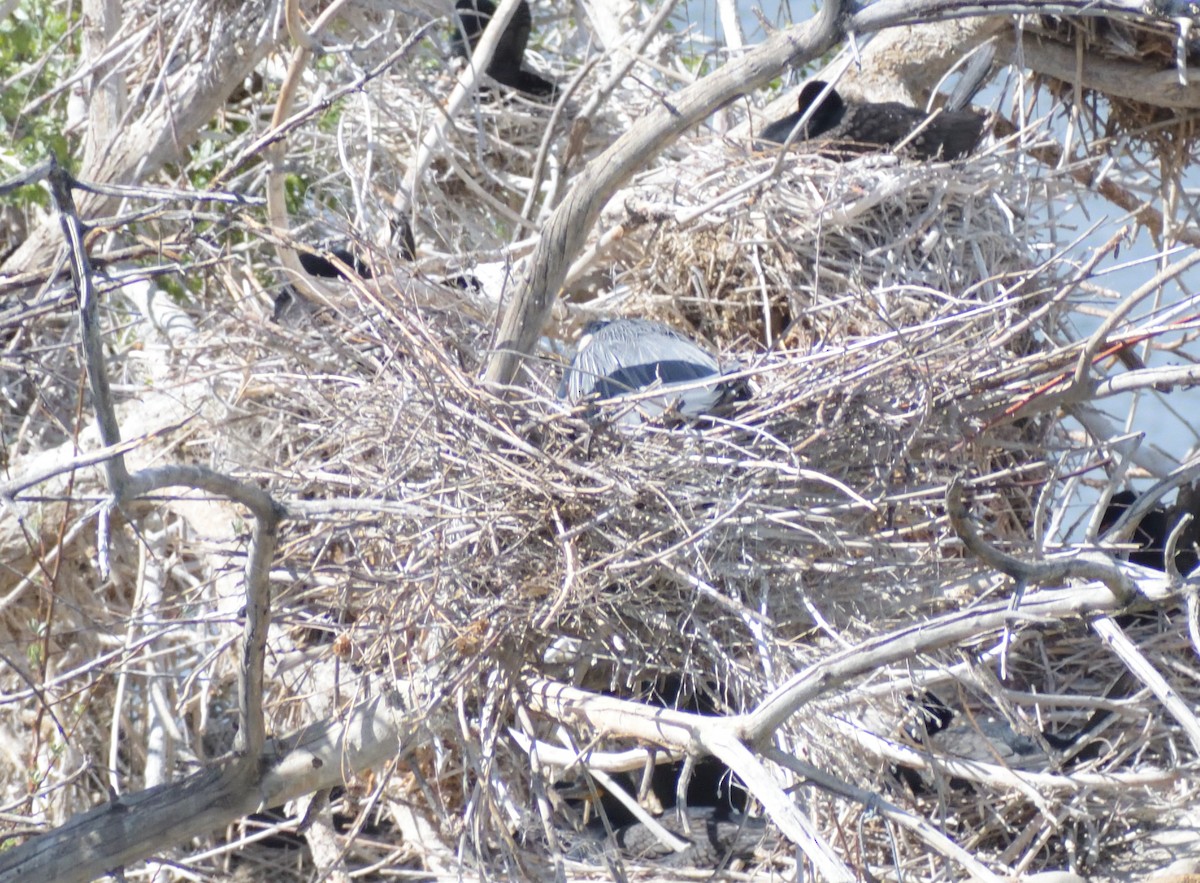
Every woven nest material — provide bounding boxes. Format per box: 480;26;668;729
1030;13;1200;158
6;5;1200;882
593;138;1049;348
229;136;1138;878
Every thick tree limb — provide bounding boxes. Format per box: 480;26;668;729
483;1;846;386
0;694;410;883
483;0;1168;388
1002;30;1200;109
522;680;853;880
521;548;1171;882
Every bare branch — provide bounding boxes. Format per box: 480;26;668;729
1091;616;1200;754
483;0;847;386
44;159;285;795
739;574;1163;745
946;477;1135;603
0;694;410;883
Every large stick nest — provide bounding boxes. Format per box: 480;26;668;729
4;3;1200;881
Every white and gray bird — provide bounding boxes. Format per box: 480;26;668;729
558;319;749;425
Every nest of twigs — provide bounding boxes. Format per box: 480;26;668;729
6;3;1200;882
1030;12;1200;160
229;124;1188;879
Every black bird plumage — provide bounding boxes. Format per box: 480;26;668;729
911;692;1092;765
274;218;417;324
760;47;993;159
293;216;416;282
758;80;987;160
1100;488;1200;575
298;246;374;281
561;676;756;868
450;0;556;98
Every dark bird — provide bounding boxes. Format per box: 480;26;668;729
298;246;374;281
450;0;557;98
558;318;749;425
295;216;417;282
1100;487;1200;575
566;805;765;869
1100;490;1169;570
759;47;993;159
273;245;375;324
274;218;417;324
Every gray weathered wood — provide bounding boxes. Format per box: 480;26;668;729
0;694;409;883
482;1;847;387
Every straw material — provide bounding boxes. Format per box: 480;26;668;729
4;2;1200;880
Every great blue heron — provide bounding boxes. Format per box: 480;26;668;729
558;318;749;425
759;45;993;159
451;0;557;98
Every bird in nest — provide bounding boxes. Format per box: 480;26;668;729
558;318;751;426
758;44;994;160
565;804;766;869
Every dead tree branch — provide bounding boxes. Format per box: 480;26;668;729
483;0;847;386
483;0;1168;389
0;694;410;883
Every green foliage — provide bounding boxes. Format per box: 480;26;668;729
24;633;43;668
284;173;308;215
158;273;192;306
0;0;73;178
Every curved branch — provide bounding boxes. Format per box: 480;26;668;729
738;574;1163;745
1101;454;1200;544
482;0;847;386
0;694;410;883
120;465;284;757
47;162;286;763
945;478;1135;603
